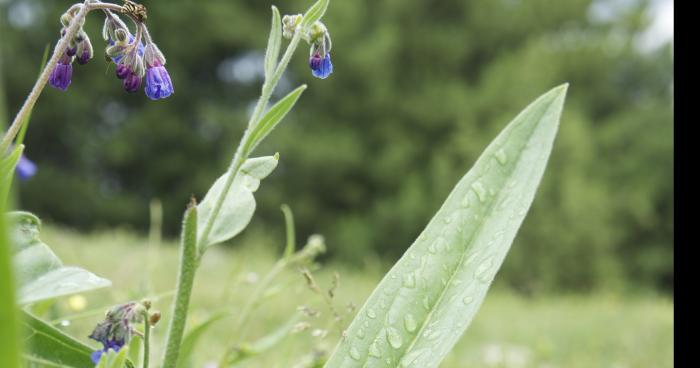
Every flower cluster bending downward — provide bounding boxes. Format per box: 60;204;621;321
283;14;334;79
49;3;173;100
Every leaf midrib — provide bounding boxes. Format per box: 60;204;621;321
364;101;553;367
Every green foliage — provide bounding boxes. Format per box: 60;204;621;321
197;155;279;248
22;311;96;368
325;85;567;367
244;86;307;156
0;0;673;294
9;211;111;305
264;6;282;79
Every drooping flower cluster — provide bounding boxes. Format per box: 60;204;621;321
49;3;173;100
282;14;334;79
88;302;145;364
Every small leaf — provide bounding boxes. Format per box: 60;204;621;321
176;312;230;368
197;155;279;247
245;85;307;155
264;6;282;80
301;0;330;29
22;311;96;368
9;211;111;305
324;84;568;367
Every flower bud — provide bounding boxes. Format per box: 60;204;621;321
143;42;166;67
149;311;161;326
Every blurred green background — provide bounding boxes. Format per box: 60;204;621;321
1;0;672;298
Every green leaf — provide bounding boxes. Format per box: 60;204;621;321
0;144;23;208
96;346;129;368
22;311;96;368
301;0;330;29
9;211;111;305
176;312;229;368
264;6;282;80
323;84;568;368
0;199;21;368
197;155;279;247
244;85;307;155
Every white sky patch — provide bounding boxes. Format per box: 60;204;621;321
636;0;673;52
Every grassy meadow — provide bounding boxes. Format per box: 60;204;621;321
33;224;673;368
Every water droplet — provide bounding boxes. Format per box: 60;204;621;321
386;327;403;349
357;328;366;339
495;149;508;165
369;342;382;357
423;328;442;341
471;181;487;203
403;273;416;288
463;296;474;305
404;314;418;333
475;256;495;283
428;237;445;254
422;295;431;310
461;194;471;208
349;345;361;360
367;309;377;319
60;320;70;327
444;216;452;224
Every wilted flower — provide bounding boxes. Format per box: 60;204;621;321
74;31;93;65
88;302;145;364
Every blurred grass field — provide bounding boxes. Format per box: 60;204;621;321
33;224;673;368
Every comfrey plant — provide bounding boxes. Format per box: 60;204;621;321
0;0;569;367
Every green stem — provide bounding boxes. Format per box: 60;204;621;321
197;30;303;256
142;311;151;368
161;203;198;368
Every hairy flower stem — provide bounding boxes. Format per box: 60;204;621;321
162;28;303;368
161;203;198;368
141;311;151;368
0;0;90;154
0;0;127;155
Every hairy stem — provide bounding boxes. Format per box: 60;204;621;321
141;311;151;368
0;0;91;154
0;0;126;154
161;203;198;368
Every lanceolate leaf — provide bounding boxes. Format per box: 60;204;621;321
301;0;330;29
22;311;95;368
176;312;230;368
264;6;282;80
324;84;568;368
245;85;307;155
197;155;279;248
9;211;112;305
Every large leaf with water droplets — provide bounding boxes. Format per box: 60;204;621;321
9;211;112;305
22;311;96;368
197;155;279;247
324;84;568;368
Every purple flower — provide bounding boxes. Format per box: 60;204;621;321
309;53;333;79
48;63;72;91
123;71;142;92
116;64;130;79
16;154;37;181
144;62;174;100
90;339;123;364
